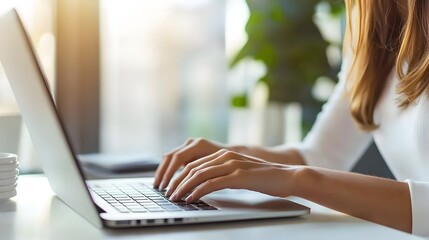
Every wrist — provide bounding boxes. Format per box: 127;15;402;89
290;166;321;198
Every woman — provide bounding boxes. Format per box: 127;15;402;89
154;0;429;236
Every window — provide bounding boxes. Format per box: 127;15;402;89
100;0;231;157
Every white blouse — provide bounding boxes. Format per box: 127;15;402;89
293;55;429;237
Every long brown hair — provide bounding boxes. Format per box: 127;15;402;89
345;0;429;130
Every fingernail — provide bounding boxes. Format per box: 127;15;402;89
169;193;177;201
159;182;165;190
185;195;193;203
165;189;173;197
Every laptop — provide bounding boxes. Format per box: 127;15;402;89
0;9;309;228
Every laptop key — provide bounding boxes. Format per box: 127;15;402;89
116;208;130;213
148;199;164;203
192;203;210;208
144;194;160;198
191;202;218;210
164;209;183;212
179;205;199;211
147;209;165;212
175;202;189;206
128;194;144;198
115;196;132;199
145;205;163;209
148;195;165;200
111;194;128;198
162;206;182;211
106;190;123;193
132;196;148;200
145;204;163;208
130;209;147;213
154;190;167;196
128;206;146;211
124;203;140;207
197;206;217;210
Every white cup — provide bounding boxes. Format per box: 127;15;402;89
0;153;18;165
0;153;18;200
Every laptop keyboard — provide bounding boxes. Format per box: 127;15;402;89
89;183;217;213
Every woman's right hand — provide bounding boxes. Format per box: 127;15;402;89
153;138;228;189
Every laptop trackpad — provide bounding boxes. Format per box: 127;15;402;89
203;189;307;211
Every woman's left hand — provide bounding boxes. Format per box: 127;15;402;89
166;149;303;202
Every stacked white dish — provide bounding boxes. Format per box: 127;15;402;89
0;153;18;200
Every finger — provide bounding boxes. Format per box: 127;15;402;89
160;140;204;189
166;149;230;196
185;171;245;203
170;164;234;201
154;156;172;188
154;138;193;187
172;157;248;200
161;138;224;189
173;150;237;196
174;151;241;192
154;139;193;187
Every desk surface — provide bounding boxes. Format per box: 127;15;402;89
0;175;422;240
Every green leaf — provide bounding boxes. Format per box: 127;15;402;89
229;0;344;104
230;93;248;108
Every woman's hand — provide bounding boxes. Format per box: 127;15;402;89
154;138;229;189
154;138;306;190
165;149;302;202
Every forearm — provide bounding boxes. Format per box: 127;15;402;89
230;145;306;165
293;167;412;232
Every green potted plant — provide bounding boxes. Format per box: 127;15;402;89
229;0;345;144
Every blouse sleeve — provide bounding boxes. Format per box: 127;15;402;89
291;54;373;171
405;180;429;237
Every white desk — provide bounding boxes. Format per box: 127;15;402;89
0;175;423;240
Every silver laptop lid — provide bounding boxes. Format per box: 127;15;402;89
0;9;102;227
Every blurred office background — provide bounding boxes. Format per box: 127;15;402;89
0;0;393;179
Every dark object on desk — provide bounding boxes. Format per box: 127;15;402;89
352;142;395;179
78;153;159;174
